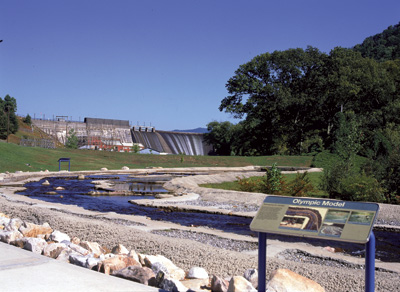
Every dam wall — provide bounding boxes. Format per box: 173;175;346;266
131;130;212;155
32;118;211;155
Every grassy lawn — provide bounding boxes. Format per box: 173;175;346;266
0;141;314;173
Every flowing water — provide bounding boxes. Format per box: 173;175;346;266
16;175;400;263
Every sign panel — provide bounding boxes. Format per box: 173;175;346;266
250;196;379;243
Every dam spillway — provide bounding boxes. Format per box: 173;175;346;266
131;129;211;155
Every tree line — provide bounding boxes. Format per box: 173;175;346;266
205;23;400;203
206;46;400;156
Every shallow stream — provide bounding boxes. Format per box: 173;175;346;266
17;174;400;263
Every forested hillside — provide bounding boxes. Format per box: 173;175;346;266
353;22;400;61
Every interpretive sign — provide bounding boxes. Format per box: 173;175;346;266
250;196;379;244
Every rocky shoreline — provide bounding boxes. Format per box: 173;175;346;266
0;168;399;291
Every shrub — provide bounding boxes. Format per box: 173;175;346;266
237;176;260;192
340;173;386;203
286;172;315;197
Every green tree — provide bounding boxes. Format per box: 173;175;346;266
332;111;363;161
23;114;32;125
0;95;19;139
353;22;400;62
131;144;140;153
65;128;78;149
204;121;236;155
220;46;328;155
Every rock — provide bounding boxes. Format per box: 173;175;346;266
23;237;47;254
266;269;325;292
0;213;10;218
5;218;24;231
85;254;103;270
69;253;89;267
19;222;53;238
0;215;11;226
0;230;23;244
211;275;229;292
111;243;129;255
77;174;85;180
228;276;256;292
71;236;81;245
55;186;65;190
121;166;129;170
80;241;105;257
155;194;174;199
151;262;169;281
144;254;185;281
45;192;58;195
187;267;209;279
100;167;108;171
138;253;148;266
323;246;335;253
113;266;156;286
128;249;140;263
243;268;258;289
43;242;67;258
323;246;344;253
11;239;25;249
56;248;74;262
160;278;188;292
49;230;70;243
97;255;141;275
181;278;210;291
42;180;50;186
154;269;166;287
65;242;90;256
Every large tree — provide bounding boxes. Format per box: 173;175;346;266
0;95;18;139
219;46;328;155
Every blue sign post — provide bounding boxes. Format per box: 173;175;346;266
250;196;379;292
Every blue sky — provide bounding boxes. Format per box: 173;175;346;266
1;1;399;131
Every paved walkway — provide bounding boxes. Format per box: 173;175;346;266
0;242;162;292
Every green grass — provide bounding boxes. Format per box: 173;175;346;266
0;141;314;173
311;150;367;171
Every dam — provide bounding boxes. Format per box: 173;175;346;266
32;117;212;155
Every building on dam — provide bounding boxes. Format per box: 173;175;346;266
31;117;212;155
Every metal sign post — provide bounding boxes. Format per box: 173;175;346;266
250;196;379;292
258;232;267;292
365;232;376;292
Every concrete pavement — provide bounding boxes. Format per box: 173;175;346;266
0;242;162;292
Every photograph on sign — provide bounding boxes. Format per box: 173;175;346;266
278;207;327;232
348;211;375;225
324;210;350;223
319;222;345;238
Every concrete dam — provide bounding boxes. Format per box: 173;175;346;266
131;128;211;155
32;117;212;155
